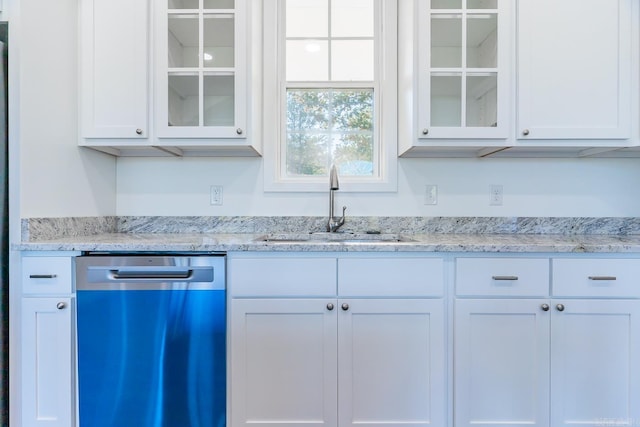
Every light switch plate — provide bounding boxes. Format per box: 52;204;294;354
210;185;223;205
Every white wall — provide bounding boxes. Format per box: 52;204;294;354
18;0;116;218
116;156;640;217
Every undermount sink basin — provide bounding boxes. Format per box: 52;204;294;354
258;232;416;243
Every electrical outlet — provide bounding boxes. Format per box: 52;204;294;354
425;184;438;205
490;184;503;206
210;185;223;206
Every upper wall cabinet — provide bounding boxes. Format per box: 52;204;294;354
516;0;632;141
400;0;639;158
80;0;149;140
155;0;247;139
417;0;510;140
79;0;262;157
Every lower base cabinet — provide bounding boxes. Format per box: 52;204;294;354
231;298;445;427
455;256;640;427
229;254;446;427
21;297;74;427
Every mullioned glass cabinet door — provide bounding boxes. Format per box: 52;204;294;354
155;0;247;139
417;0;510;139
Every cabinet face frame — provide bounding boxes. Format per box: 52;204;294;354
416;0;511;140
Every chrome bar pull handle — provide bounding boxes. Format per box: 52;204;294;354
29;274;57;279
492;275;519;281
588;276;617;281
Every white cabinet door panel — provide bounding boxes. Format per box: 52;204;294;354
338;299;446;427
21;298;73;427
455;299;550;427
550;300;640;427
230;299;338;427
517;0;632;139
80;0;148;138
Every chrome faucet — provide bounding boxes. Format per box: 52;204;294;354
327;165;346;232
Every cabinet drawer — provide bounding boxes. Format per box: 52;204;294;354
456;258;549;297
338;257;444;297
552;258;640;298
229;257;337;297
22;256;74;295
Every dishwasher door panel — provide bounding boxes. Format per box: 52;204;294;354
77;288;226;427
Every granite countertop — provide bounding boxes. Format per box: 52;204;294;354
16;216;640;253
15;232;640;253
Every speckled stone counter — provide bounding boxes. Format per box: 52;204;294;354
15;216;640;253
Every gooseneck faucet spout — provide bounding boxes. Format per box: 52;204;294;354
327;165;347;232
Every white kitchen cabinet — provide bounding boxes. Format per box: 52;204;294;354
455;256;640;427
455;298;550;427
416;0;511;139
78;0;262;156
516;0;632;140
230;298;338;427
337;298;445;427
550;300;640;427
229;254;446;427
21;254;75;427
79;0;149;139
21;298;74;427
155;0;248;140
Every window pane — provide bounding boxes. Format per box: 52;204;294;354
168;75;199;126
287;90;330;130
169;0;199;9
204;15;235;68
466;74;497;127
467;14;497;68
286;40;329;81
331;40;374;81
331;90;373;131
286;133;329;176
431;16;462;68
431;0;461;9
287;89;373;177
333;134;374;176
204;0;235;8
431;74;461;126
204;75;235;126
467;0;497;9
168;15;199;68
286;0;328;38
331;0;374;37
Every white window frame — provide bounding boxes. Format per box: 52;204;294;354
263;0;398;192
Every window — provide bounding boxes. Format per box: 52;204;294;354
264;0;397;192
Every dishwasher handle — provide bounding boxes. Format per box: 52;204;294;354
111;269;194;280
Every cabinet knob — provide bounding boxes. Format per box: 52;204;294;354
326;303;334;311
422;128;429;135
135;128;143;135
556;303;565;312
236;128;243;135
522;129;530;136
341;303;349;311
56;302;66;310
541;303;550;312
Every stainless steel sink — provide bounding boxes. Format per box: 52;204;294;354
258;232;416;243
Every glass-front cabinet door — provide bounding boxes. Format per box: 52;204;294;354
156;0;247;139
417;0;509;139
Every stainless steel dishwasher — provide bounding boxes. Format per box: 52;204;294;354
76;254;226;427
